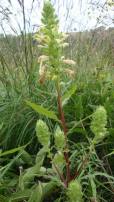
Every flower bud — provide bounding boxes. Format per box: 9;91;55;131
53;151;65;165
90;106;108;144
67;180;83;202
54;127;65;150
36;120;50;146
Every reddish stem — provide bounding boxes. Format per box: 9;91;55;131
53;163;67;188
56;82;70;187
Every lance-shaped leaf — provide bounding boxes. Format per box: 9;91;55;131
26;101;59;121
0;145;26;157
62;83;77;106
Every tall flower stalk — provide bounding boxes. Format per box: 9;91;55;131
35;0;75;187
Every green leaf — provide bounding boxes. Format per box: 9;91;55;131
0;122;3;130
43;181;58;199
28;183;43;202
20;149;33;165
0;145;26;157
0;153;23;180
35;146;48;164
19;164;41;190
19;149;46;190
26;101;59;121
89;175;97;200
62;83;77;106
9;189;31;201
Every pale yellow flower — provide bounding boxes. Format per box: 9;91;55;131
38;55;49;63
62;59;76;65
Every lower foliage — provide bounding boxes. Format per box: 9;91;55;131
0;103;114;201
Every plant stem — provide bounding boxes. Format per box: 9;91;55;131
56;80;70;187
53;162;67;188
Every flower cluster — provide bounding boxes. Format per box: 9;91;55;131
34;0;76;84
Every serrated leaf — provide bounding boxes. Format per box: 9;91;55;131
62;83;77;106
26;101;59;121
